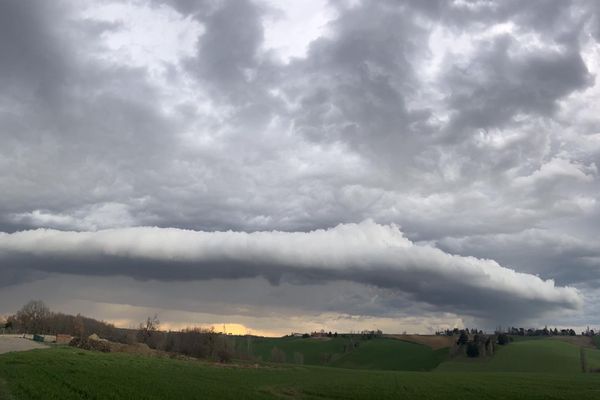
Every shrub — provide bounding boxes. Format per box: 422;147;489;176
466;342;479;358
497;334;510;345
216;348;233;363
69;337;111;353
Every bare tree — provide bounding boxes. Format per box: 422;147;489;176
74;314;85;338
15;300;50;334
138;314;160;342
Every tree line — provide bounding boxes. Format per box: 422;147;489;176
1;300;238;363
435;325;595;337
2;300;134;343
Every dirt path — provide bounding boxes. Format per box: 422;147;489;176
0;335;48;354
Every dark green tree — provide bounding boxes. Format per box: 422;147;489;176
457;331;469;345
497;333;510;345
466;342;480;358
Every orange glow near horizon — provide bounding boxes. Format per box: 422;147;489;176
105;319;282;337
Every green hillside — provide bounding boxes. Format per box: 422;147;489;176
251;336;348;365
329;339;448;371
436;339;600;373
250;336;447;371
2;347;600;400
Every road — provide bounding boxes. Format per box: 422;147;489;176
0;335;48;354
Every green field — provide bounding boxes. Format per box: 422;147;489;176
250;336;447;371
436;339;600;373
2;347;600;399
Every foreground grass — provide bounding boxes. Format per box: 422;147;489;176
1;347;600;399
251;336;446;371
437;339;600;373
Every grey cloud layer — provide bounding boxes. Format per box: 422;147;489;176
1;0;600;327
1;0;598;233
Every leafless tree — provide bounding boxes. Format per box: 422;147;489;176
138;314;160;342
74;314;85;338
15;300;50;333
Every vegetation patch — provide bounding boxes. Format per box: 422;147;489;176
2;347;600;399
0;378;14;400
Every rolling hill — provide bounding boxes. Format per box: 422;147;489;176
249;336;448;371
436;338;600;373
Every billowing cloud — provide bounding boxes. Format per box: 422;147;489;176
0;221;581;321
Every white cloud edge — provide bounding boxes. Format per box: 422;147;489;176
0;220;582;311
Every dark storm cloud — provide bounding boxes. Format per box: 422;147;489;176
193;0;263;93
0;1;69;99
282;0;434;165
1;0;600;328
442;35;592;136
438;229;600;286
0;0;182;230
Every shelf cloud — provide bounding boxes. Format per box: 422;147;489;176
0;221;581;320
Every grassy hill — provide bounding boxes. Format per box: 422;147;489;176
329;338;448;371
2;347;600;399
249;336;447;371
436;339;600;373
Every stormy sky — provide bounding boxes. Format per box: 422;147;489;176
1;0;600;335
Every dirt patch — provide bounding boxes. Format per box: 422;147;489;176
385;334;455;350
70;336;162;356
0;336;48;355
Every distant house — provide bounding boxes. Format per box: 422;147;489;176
291;332;303;337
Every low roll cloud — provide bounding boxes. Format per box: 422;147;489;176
0;221;581;320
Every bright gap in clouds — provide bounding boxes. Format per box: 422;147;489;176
81;1;203;74
261;0;336;62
